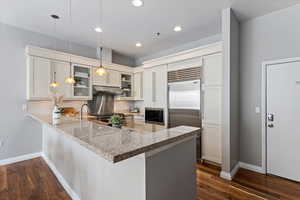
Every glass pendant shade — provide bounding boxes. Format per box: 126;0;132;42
65;77;75;84
96;47;106;76
50;71;59;88
50;82;59;88
96;66;107;76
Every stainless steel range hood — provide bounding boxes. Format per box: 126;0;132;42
88;86;122;117
93;85;123;95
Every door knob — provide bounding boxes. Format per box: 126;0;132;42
268;124;274;128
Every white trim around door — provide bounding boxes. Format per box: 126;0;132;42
261;57;300;175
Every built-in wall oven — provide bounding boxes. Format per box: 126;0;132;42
145;108;164;125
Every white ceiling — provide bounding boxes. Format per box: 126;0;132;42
0;0;299;58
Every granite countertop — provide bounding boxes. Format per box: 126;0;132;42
28;113;200;163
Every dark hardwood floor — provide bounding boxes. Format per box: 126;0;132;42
0;157;300;200
197;162;300;200
0;158;71;200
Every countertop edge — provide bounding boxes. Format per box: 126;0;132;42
27;113;200;163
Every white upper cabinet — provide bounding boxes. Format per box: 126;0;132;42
119;73;133;99
26;46;142;101
27;56;92;101
133;72;143;100
50;60;72;99
203;53;222;86
143;65;167;108
27;56;51;100
143;68;154;107
72;64;92;100
153;65;167;108
92;67;107;86
93;68;121;88
106;69;121;87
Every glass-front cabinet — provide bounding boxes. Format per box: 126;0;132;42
72;64;92;100
120;73;133;98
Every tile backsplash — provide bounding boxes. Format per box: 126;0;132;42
27;100;87;115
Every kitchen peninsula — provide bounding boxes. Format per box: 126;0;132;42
28;113;199;200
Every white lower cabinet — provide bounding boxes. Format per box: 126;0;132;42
27;56;51;100
201;124;222;164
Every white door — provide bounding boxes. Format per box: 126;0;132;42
267;61;300;182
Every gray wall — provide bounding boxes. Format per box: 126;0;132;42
240;4;300;166
229;10;240;170
221;8;240;174
0;22;111;160
112;50;135;67
134;34;222;66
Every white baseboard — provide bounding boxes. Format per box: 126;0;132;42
41;154;80;200
0;152;42;166
239;162;265;174
201;156;222;165
220;162;240;180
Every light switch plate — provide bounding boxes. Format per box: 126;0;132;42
255;107;260;114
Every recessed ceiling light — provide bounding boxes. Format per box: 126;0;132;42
94;27;103;33
174;26;182;32
136;42;142;47
132;0;143;7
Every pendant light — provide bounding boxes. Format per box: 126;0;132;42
65;0;75;84
95;0;107;76
50;14;60;88
96;47;107;76
50;72;59;88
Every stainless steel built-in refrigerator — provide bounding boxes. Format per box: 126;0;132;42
168;80;202;161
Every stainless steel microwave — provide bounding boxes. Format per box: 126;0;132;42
145;108;164;125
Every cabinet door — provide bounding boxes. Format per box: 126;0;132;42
27;56;51;100
50;60;72;98
143;69;153;107
201;53;222;164
107;69;121;87
203;54;222;86
201;124;222;164
121;73;133;97
92;67;107;86
133;72;143;100
73;65;92;100
153;65;167;108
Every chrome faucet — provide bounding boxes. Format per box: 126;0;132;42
80;104;89;120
